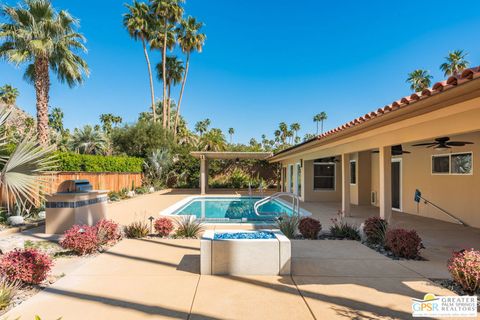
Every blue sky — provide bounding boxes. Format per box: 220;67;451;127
2;0;480;143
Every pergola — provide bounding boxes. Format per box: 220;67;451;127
190;151;273;194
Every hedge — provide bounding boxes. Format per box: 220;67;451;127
53;152;143;173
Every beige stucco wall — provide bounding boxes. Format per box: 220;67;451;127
369;132;480;227
304;159;342;202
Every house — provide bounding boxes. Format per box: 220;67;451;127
269;67;480;228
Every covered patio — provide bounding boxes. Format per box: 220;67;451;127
190;151;272;194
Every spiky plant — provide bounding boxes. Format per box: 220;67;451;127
0;109;56;213
275;215;300;239
0;277;20;310
174;216;203;238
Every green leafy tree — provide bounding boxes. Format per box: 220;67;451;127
150;0;184;129
194;118;210;137
174;16;206;137
0;0;89;145
0;85;19;107
124;1;157;122
440;50;469;76
156;55;184;130
406;69;433;92
313;112;327;135
303;133;316;141
69;125;108;155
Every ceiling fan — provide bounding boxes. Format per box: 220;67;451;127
372;145;410;156
412;137;473;150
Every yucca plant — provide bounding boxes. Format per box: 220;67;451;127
0;109;56;213
0;276;20;310
275;215;300;239
124;221;149;238
174;216;203;238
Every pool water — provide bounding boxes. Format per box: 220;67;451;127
173;197;294;223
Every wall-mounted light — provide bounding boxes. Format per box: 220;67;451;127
235;157;240;164
300;159;303;167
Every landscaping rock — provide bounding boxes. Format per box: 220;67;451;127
7;215;24;226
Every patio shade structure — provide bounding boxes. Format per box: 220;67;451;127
190;151;273;194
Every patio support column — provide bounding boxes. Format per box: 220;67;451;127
379;146;392;222
341;153;351;216
200;155;208;195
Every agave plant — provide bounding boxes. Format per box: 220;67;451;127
144;148;173;185
0;109;56;213
0;276;20;310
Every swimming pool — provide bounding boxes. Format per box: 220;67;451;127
169;196;297;223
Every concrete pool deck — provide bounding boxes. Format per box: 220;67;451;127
4;189;478;319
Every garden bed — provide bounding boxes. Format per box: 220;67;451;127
362;241;427;261
431;279;480;308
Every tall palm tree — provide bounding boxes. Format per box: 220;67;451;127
406;69;433;92
290;123;300;143
0;0;89;146
440;50;469;76
0;85;19;108
124;1;157;122
228;127;235;144
100;113;123;134
194;118;210;137
200;128;226;151
313;112;327;135
150;0;184;129
156;55;184;130
278;122;288;144
69;125;108;155
174;16;206;137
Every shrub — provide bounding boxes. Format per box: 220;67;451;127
298;217;322;239
53;152;143;173
385;228;423;259
174;216;204;238
95;219;122;246
329;212;360;240
60;225;99;255
448;249;480;294
0;249;53;284
154;217;174;237
124;221;149;238
0;277;19;309
363;216;388;245
275;215;299;239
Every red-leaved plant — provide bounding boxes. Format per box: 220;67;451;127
448;249;480;294
0;248;53;284
385;228;424;259
95;219;122;246
154;217;174;237
298;217;322;239
60;225;99;255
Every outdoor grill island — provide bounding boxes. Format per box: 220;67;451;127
45;180;108;234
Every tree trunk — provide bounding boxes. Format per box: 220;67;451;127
321;120;324;134
162;18;168;129
167;84;171;130
174;53;190;139
142;39;156;123
316;121;319;135
34;57;50;146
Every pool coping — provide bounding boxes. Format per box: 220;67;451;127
159;194;311;225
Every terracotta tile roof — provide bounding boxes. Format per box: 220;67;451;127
273;66;480;157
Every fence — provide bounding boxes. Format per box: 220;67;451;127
42;172;143;193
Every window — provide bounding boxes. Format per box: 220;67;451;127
350;160;356;184
432;153;473;175
296;163;302;196
289;164;294;192
313;162;335;190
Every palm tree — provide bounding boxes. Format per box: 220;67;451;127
69;125;108;155
174;16;206;137
290;123;300;143
156;55;184;130
150;0;184;129
303;133;315;141
200;128;226;151
124;1;157;122
406;69;433;92
0;108;55;213
194;118;210;137
48;107;64;133
0;85;19;108
228;127;235;144
440;50;469;76
100;113;123;134
278;122;288;144
0;0;89;146
313;112;327;135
